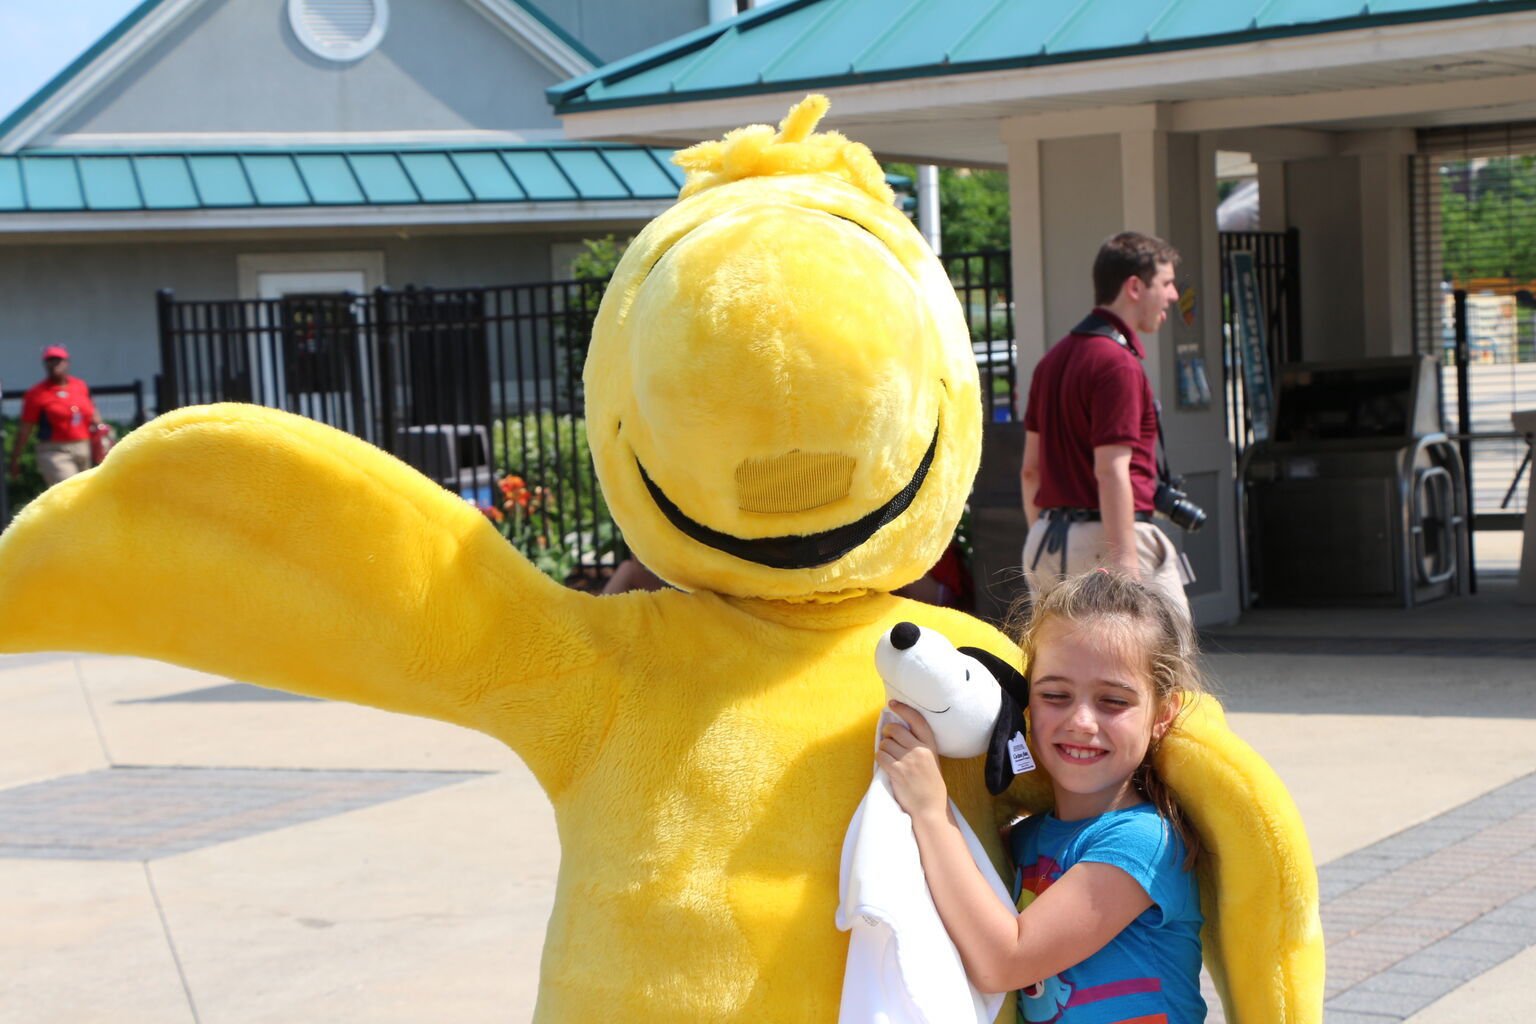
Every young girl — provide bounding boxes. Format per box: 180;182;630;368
878;569;1206;1023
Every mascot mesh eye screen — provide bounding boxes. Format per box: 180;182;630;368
0;96;1322;1023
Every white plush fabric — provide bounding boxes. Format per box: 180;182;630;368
836;709;1013;1024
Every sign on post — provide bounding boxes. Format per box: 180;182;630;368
1228;250;1274;442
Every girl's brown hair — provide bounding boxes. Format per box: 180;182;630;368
1009;569;1206;867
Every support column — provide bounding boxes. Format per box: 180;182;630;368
992;108;1241;623
1120;125;1172;396
1002;128;1045;397
1352;131;1416;355
1256;160;1287;232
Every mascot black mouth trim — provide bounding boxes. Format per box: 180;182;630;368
638;424;939;571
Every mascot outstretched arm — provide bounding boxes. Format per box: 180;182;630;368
0;403;621;792
0;96;1320;1023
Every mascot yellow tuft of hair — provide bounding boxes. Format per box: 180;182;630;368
0;97;1320;1023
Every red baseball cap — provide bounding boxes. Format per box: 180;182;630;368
42;345;69;361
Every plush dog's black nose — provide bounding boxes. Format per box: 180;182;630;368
890;621;920;650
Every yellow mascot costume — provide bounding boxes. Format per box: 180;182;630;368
0;96;1321;1022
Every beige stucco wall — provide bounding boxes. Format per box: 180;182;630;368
1287;156;1367;362
1038;134;1124;346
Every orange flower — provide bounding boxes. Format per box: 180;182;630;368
499;474;527;496
480;505;504;523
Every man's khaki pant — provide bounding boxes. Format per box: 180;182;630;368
1022;518;1190;618
35;440;91;487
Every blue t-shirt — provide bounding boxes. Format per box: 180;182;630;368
1009;803;1204;1024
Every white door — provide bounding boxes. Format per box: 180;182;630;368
256;270;367;300
251;270;369;422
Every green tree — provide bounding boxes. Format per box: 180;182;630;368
884;163;1011;254
1439;155;1536;283
570;234;629;280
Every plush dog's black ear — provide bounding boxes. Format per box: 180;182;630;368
960;647;1034;796
958;647;1028;708
984;689;1029;794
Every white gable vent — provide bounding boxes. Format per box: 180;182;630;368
288;0;388;62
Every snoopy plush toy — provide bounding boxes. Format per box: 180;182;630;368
838;621;1034;1024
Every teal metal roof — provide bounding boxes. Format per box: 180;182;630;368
0;145;684;213
550;0;1536;112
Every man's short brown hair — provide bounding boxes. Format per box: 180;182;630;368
1093;232;1180;306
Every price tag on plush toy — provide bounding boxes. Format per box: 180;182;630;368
1007;732;1036;774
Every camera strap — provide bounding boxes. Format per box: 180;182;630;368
1069;314;1200;583
1069;313;1177;488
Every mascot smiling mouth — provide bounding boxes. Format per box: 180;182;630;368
637;423;940;571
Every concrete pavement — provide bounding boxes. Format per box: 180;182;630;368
1;656;555;1023
2;577;1532;1022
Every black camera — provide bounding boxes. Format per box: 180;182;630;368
1154;478;1207;533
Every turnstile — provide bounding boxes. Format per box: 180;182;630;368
1239;356;1470;607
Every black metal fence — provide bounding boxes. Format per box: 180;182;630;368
157;281;618;580
944;250;1018;423
154;251;1015;580
1219;229;1301;457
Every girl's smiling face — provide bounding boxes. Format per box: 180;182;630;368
1027;616;1177;821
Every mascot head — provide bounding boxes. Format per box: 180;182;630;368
585;95;981;600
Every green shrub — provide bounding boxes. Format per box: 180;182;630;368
488;412;622;579
2;419;135;524
2;421;44;517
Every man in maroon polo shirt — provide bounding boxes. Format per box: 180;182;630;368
1019;232;1189;616
9;345;105;488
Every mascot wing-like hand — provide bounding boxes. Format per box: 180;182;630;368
0;96;1321;1023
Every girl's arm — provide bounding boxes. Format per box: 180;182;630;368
879;704;1153;993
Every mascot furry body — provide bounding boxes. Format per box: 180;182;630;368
0;98;1321;1022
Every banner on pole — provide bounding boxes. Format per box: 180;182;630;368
1228;250;1274;442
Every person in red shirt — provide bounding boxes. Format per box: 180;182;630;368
1019;232;1189;616
9;345;105;488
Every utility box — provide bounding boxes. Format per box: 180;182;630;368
1240;356;1470;607
395;424;494;505
969;422;1030;625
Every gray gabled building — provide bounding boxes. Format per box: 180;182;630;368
0;0;712;394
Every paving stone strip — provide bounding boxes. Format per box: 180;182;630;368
1200;769;1536;1022
1317;768;1536;1020
0;765;488;861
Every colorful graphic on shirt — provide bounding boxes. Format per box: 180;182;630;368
1021;975;1073;1022
1016;854;1061;899
1020;975;1167;1024
1012;849;1168;1024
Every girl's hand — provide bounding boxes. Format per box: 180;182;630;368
876;701;949;822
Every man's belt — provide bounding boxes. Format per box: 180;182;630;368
1040;507;1154;523
1032;508;1154;578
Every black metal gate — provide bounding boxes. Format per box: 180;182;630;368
157;280;617;577
944;249;1016;423
156;254;1015;580
1219;229;1301;458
